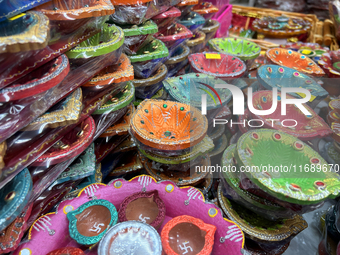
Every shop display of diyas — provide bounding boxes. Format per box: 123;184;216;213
2;1;340;254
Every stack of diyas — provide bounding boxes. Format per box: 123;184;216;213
131;99;214;192
219;129;340;254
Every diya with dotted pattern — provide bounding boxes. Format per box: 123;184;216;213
235;129;340;205
128;39;169;79
165;44;190;78
152;7;181;32
178;11;205;32
189;52;246;79
266;48;325;77
249;90;332;141
13;175;244;254
257;65;328;101
192;1;219;20
201;19;220;45
186;30;206;53
0;168;32;232
318;50;340;96
177;0;198;18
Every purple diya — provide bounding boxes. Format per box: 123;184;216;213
165;44;190;78
13;175;245;255
118;190;166;230
189;52;246;79
152;7;182;31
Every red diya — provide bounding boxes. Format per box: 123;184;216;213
266;48;325;77
0;54;69;102
47;247;85;255
161;215;216;255
154;23;193;53
118;190;166;230
82;54;134;91
329;99;340;112
152;7;181;31
250;90;333;141
188;52;246;79
31;116;96;167
192;2;219;20
0;204;33;254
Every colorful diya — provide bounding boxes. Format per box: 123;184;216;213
328;110;340;125
0;54;69;102
165;44;190;78
189;52;246;79
257;65;328;100
31;117;96;167
249;90;332;140
208;38;261;63
131;99;208;151
192;2;219;20
332;122;340;144
47;247;85;255
98;221;162;255
161;215;216;255
67;199;118;245
318;50;340;96
108;151;143;177
329;99;340;112
266;48;325;77
280;42;329;55
218;186;308;244
23;88;82;131
154;23;193;54
132;64;168;99
117;20;158;55
66;23;124;64
201;19;220;44
152;7;181;32
178;11;205;31
118;190;165;230
252;16;312;38
14;175;244;254
177;0;199;18
235;129;340;205
0;11;49;54
33;0;115;20
0;168;32;231
82;54;134;90
186;30;206;53
128;39;169;79
0;204;33;253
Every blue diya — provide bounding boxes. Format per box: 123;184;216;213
178;11;205;32
257;65;329;100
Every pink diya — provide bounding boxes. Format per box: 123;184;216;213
13;175;244;255
188;52;246;79
0;54;69;102
249;90;333;141
47;247;85;255
152;7;181;31
0;204;33;254
192;2;219;20
266;48;325;77
319;50;340;78
161;215;216;255
31;116;96;167
118;190;166;230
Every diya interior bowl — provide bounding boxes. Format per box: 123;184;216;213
108;150;143;177
192;1;219;20
329;99;340;112
165;44;190;78
0;11;49;54
0;54;70;102
66;23;124;67
154;23;193;54
33;0;115;20
177;0;199;18
257;65;329;100
47;247;85;255
82;53;134;91
235;129;340;205
266;48;325;77
132;64;168;99
201;19;220;44
208;38;261;69
186;30;206;54
131;99;208;152
117;20;158;55
128;38;169;79
178;11;205;32
188;52;246;79
249;90;332;141
152;7;181;32
328;110;340;125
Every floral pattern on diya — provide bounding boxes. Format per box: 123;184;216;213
235;129;340;205
249;90;332;140
131;99;208;151
266;48;325;77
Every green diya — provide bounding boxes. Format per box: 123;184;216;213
235;129;340;205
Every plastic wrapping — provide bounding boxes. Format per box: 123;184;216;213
133;64;168;99
187;30;206;53
0;15;108;89
129;39;169;79
178;11;205;32
192;2;219;20
165;44;190;77
201;19;220;44
152;7;181;31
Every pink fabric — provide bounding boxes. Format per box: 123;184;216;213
212;4;232;38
